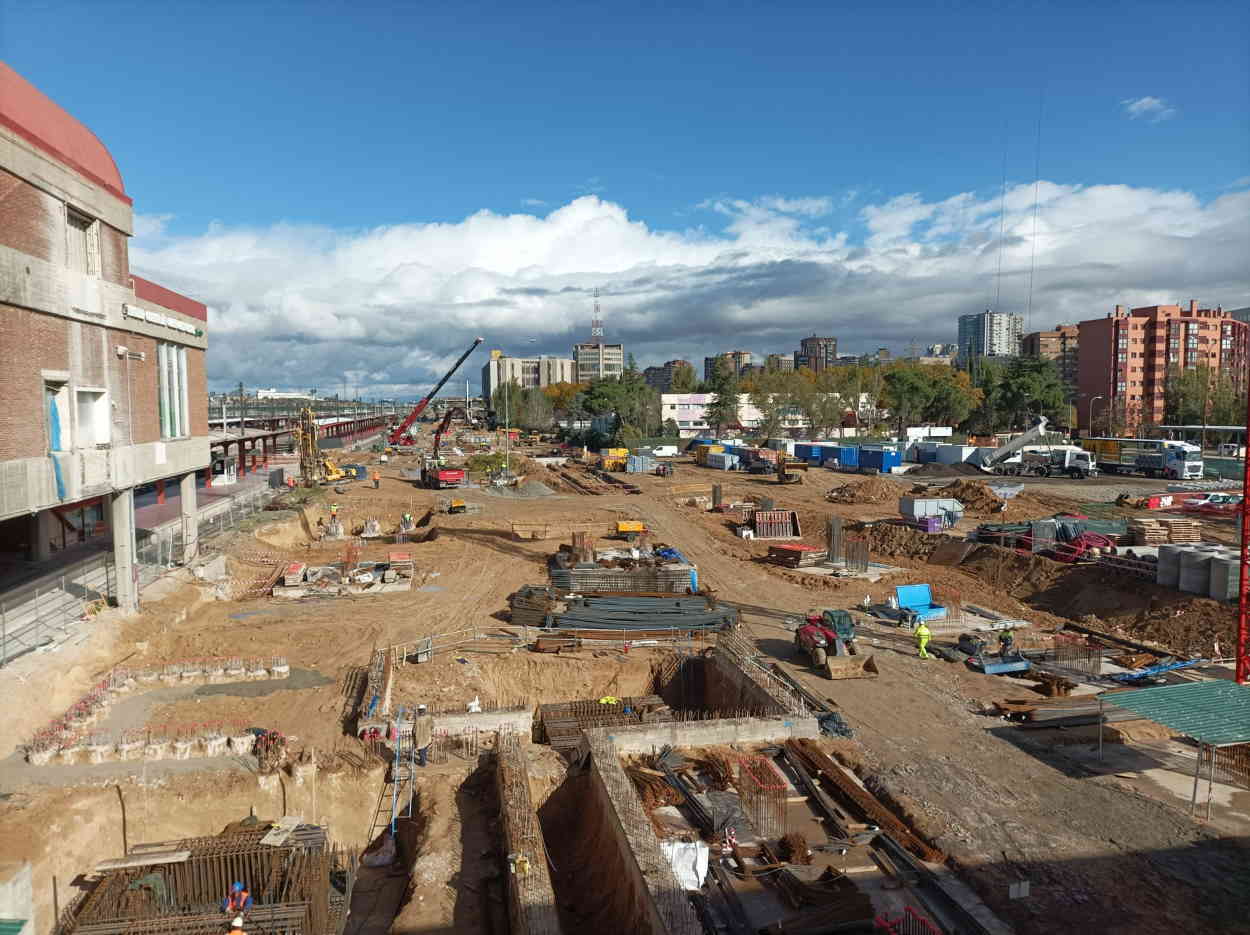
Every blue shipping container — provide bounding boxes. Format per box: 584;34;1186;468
794;444;814;460
706;453;739;470
838;446;859;467
881;450;902;472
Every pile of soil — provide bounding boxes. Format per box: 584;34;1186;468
906;462;986;478
826;476;900;504
860;523;949;560
932;479;1006;514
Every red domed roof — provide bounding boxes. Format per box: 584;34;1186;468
0;62;129;204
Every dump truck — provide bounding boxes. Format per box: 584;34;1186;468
1077;436;1203;480
793;610;879;679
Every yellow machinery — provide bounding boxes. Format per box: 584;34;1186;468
321;458;346;483
295;408;321;487
614;520;647;543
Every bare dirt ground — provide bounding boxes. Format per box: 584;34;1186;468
1;446;1245;935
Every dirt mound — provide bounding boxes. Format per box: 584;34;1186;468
932;479;1005;514
861;523;950;560
906;462;986;478
826;476;900;504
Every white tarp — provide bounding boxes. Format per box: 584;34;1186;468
659;840;709;890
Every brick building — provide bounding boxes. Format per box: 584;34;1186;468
703;350;753;382
1076;301;1248;432
0;63;209;612
1022;323;1079;392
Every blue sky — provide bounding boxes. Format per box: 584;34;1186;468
2;1;1248;393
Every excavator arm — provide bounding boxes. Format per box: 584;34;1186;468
388;337;484;445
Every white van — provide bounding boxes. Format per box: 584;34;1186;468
651;445;679;458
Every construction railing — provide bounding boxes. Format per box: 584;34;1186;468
1;484;280;671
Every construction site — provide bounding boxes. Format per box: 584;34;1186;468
1;394;1248;935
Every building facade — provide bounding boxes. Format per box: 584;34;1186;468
958;310;1022;360
1022;323;1079;390
660;392;873;438
794;335;837;372
642;359;692;392
572;342;624;383
0;64;209;612
703;350;753;382
480;351;575;401
1076;301;1248;431
764;353;795;372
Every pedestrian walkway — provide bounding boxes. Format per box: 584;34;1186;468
0;474;283;668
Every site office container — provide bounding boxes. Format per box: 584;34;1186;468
838;446;859;468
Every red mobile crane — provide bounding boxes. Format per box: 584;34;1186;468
388;337;484;446
421;407;468;489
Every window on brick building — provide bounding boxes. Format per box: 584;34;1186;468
66;207;100;277
157;342;189;438
75;388;110;447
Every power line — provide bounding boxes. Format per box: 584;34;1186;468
1025;90;1045;334
993;127;1008;312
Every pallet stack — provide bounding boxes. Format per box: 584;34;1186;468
1129;517;1202;545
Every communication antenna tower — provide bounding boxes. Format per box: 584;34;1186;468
590;287;604;344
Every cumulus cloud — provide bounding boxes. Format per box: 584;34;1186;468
133;212;174;239
129;184;1250;396
1121;96;1177;122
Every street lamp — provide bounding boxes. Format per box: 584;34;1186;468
1088;395;1104;436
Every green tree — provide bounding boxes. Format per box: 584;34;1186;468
703;356;740;436
997;356;1067;429
881;365;937;435
747;370;792;438
670;362;697;392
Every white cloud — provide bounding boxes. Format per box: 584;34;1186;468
133;212;174;239
130;185;1250;396
758;195;833;216
1121;96;1178;122
521;198;547;207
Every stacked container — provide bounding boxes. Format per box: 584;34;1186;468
705;452;739;471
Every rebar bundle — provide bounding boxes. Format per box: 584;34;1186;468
736;754;788;841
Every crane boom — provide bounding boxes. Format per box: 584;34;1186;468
388;337;484;445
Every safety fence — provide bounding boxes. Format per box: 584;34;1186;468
0;484;280;671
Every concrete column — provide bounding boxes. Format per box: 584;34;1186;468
29;512;51;562
110;489;138;613
261;436;269;466
238;441;248;477
180;472;199;563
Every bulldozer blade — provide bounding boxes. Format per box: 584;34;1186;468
825;653;880;680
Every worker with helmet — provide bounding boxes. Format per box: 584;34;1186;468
998;627;1016;657
221;881;252;914
229;916;247;935
915;621;932;659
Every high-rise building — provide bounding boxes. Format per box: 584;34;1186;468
794;335;838;372
958;310;1023;360
1022;324;1079;391
765;354;796;372
643;359;693;392
1077;301;1248;432
572;342;624;383
481;352;575;401
703;351;753;382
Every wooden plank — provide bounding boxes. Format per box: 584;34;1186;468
96;850;190;870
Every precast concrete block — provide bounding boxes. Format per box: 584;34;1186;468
172;739;194;760
202;735;228;756
144;741;170;760
229;734;255;755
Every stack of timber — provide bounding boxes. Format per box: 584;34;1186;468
1129;517;1202;545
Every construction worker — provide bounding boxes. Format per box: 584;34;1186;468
329;503;340;520
413;704;434;767
229;916;246;935
221;882;252;914
372;470;381;489
915;621;932;659
998;628;1016;658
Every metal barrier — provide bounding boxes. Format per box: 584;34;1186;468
1;484;280;670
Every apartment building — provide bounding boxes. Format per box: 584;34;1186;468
1077;301;1248;431
480;351;575;401
703;350;753;382
0;64;209;612
642;359;693;392
764;354;795;372
793;335;837;372
958;309;1022;360
1023;323;1079;390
